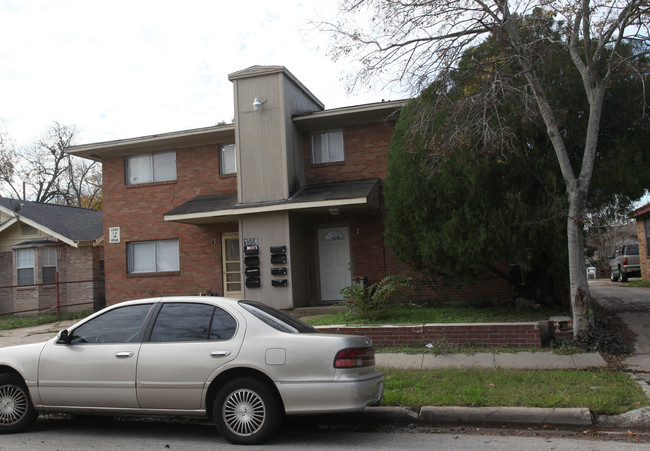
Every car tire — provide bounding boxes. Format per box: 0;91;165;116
621;270;628;282
610;270;618;282
0;374;38;434
213;377;281;445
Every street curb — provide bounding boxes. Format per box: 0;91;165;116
362;406;592;427
362;405;650;430
419;406;592;426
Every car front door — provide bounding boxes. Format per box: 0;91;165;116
37;303;154;408
136;302;245;410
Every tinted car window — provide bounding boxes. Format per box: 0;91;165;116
239;300;319;334
210;307;238;340
70;304;153;344
628;243;639;255
150;303;237;342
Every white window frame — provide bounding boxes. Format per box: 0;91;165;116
311;130;344;164
127;239;180;274
42;247;57;284
220;143;237;175
16;248;34;286
126;150;176;185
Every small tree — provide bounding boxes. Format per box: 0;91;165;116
340;275;414;321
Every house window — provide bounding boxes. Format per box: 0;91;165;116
42;247;57;284
126;150;176;185
220;144;236;175
127;239;179;274
311;130;344;164
16;248;34;286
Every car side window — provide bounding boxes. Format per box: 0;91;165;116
149;303;237;342
210;307;238;340
69;304;153;344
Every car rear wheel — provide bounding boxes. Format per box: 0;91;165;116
610;270;618;282
620;270;628;282
0;374;38;434
213;377;281;445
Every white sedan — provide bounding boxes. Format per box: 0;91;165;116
0;297;384;445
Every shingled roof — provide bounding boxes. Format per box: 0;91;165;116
0;199;103;246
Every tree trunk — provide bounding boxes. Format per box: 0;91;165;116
567;189;593;337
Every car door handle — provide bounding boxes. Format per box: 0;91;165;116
115;352;134;359
210;351;231;358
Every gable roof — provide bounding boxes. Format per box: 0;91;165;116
0;199;103;247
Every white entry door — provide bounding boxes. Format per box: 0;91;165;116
318;227;351;301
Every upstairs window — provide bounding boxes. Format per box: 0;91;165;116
16;248;34;285
220;144;236;175
311;130;344;164
127;239;179;274
126;150;176;185
42;247;57;284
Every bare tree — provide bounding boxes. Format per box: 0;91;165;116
0;122;102;209
320;0;650;336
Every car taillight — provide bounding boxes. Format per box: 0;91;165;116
333;347;376;368
623;257;628;265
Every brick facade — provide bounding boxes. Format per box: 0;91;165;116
636;216;649;281
103;144;238;302
0;244;102;315
317;322;546;347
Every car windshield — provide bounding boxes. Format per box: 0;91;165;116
239;300;320;334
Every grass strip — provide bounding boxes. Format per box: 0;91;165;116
305;305;569;326
380;367;649;415
0;311;90;331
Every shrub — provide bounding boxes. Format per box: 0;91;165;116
340;275;414;321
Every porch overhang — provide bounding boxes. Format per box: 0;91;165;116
164;179;381;225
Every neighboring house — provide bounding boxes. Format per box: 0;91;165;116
68;65;508;309
0;199;104;315
631;202;650;281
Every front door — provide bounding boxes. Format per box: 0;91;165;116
222;232;241;298
318;227;351;301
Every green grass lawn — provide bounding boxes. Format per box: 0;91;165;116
0;311;89;331
628;280;650;289
381;367;649;415
305;304;569;326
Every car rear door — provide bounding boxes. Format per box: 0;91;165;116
135;302;245;410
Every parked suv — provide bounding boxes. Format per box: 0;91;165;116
609;242;641;282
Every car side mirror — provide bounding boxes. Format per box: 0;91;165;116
57;329;70;344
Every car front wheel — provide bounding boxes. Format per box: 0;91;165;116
0;374;38;434
213;377;281;445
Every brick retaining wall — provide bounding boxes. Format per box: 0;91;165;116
316;322;547;347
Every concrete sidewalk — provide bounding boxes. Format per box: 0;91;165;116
376;351;607;370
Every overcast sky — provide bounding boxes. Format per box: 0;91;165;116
0;0;404;146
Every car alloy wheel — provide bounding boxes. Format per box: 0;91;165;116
224;388;265;435
0;375;37;433
213;377;280;445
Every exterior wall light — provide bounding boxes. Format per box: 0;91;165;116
253;98;267;112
